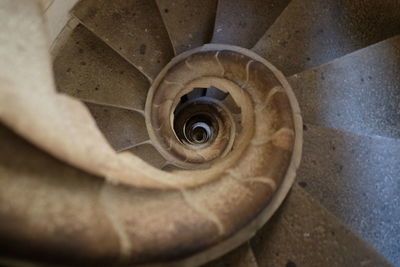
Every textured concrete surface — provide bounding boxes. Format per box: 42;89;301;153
288;36;400;139
212;0;290;48
0;125;120;266
127;144;166;169
204;243;258;267
156;0;217;54
253;0;400;76
297;124;400;265
85;103;149;151
54;24;150;112
73;0;174;80
250;184;392;267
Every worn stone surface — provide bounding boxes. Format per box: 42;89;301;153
297;124;400;265
72;0;174;80
204;243;258;267
54;24;150;111
127;143;166;169
253;0;400;76
0;123;393;266
212;0;291;48
0;125;120;266
3;1;398;265
288;36;400;139
85;103;149;152
156;0;217;54
0;124;219;266
0;125;219;266
250;184;392;267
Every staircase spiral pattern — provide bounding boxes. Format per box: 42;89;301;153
1;0;400;266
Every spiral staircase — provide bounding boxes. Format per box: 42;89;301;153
1;0;400;266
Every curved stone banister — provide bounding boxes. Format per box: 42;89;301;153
0;0;303;265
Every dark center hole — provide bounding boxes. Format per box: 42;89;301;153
184;117;213;145
179;87;228;105
173;87;227;147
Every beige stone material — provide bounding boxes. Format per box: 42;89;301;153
54;24;150;112
156;0;218;54
72;0;175;81
0;0;303;265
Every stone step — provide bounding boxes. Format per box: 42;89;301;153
127;144;167;169
288;35;400;139
156;0;217;54
212;0;290;48
54;24;150;112
250;184;392;267
204;243;258;267
297;123;400;265
85;103;149;152
72;0;174;80
253;0;400;76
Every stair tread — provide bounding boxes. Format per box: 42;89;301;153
288;35;400;139
85;103;149;152
54;24;149;112
204;242;258;267
250;184;392;267
126;144;166;169
72;0;174;80
212;0;290;48
253;0;400;76
297;123;400;265
156;0;217;54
